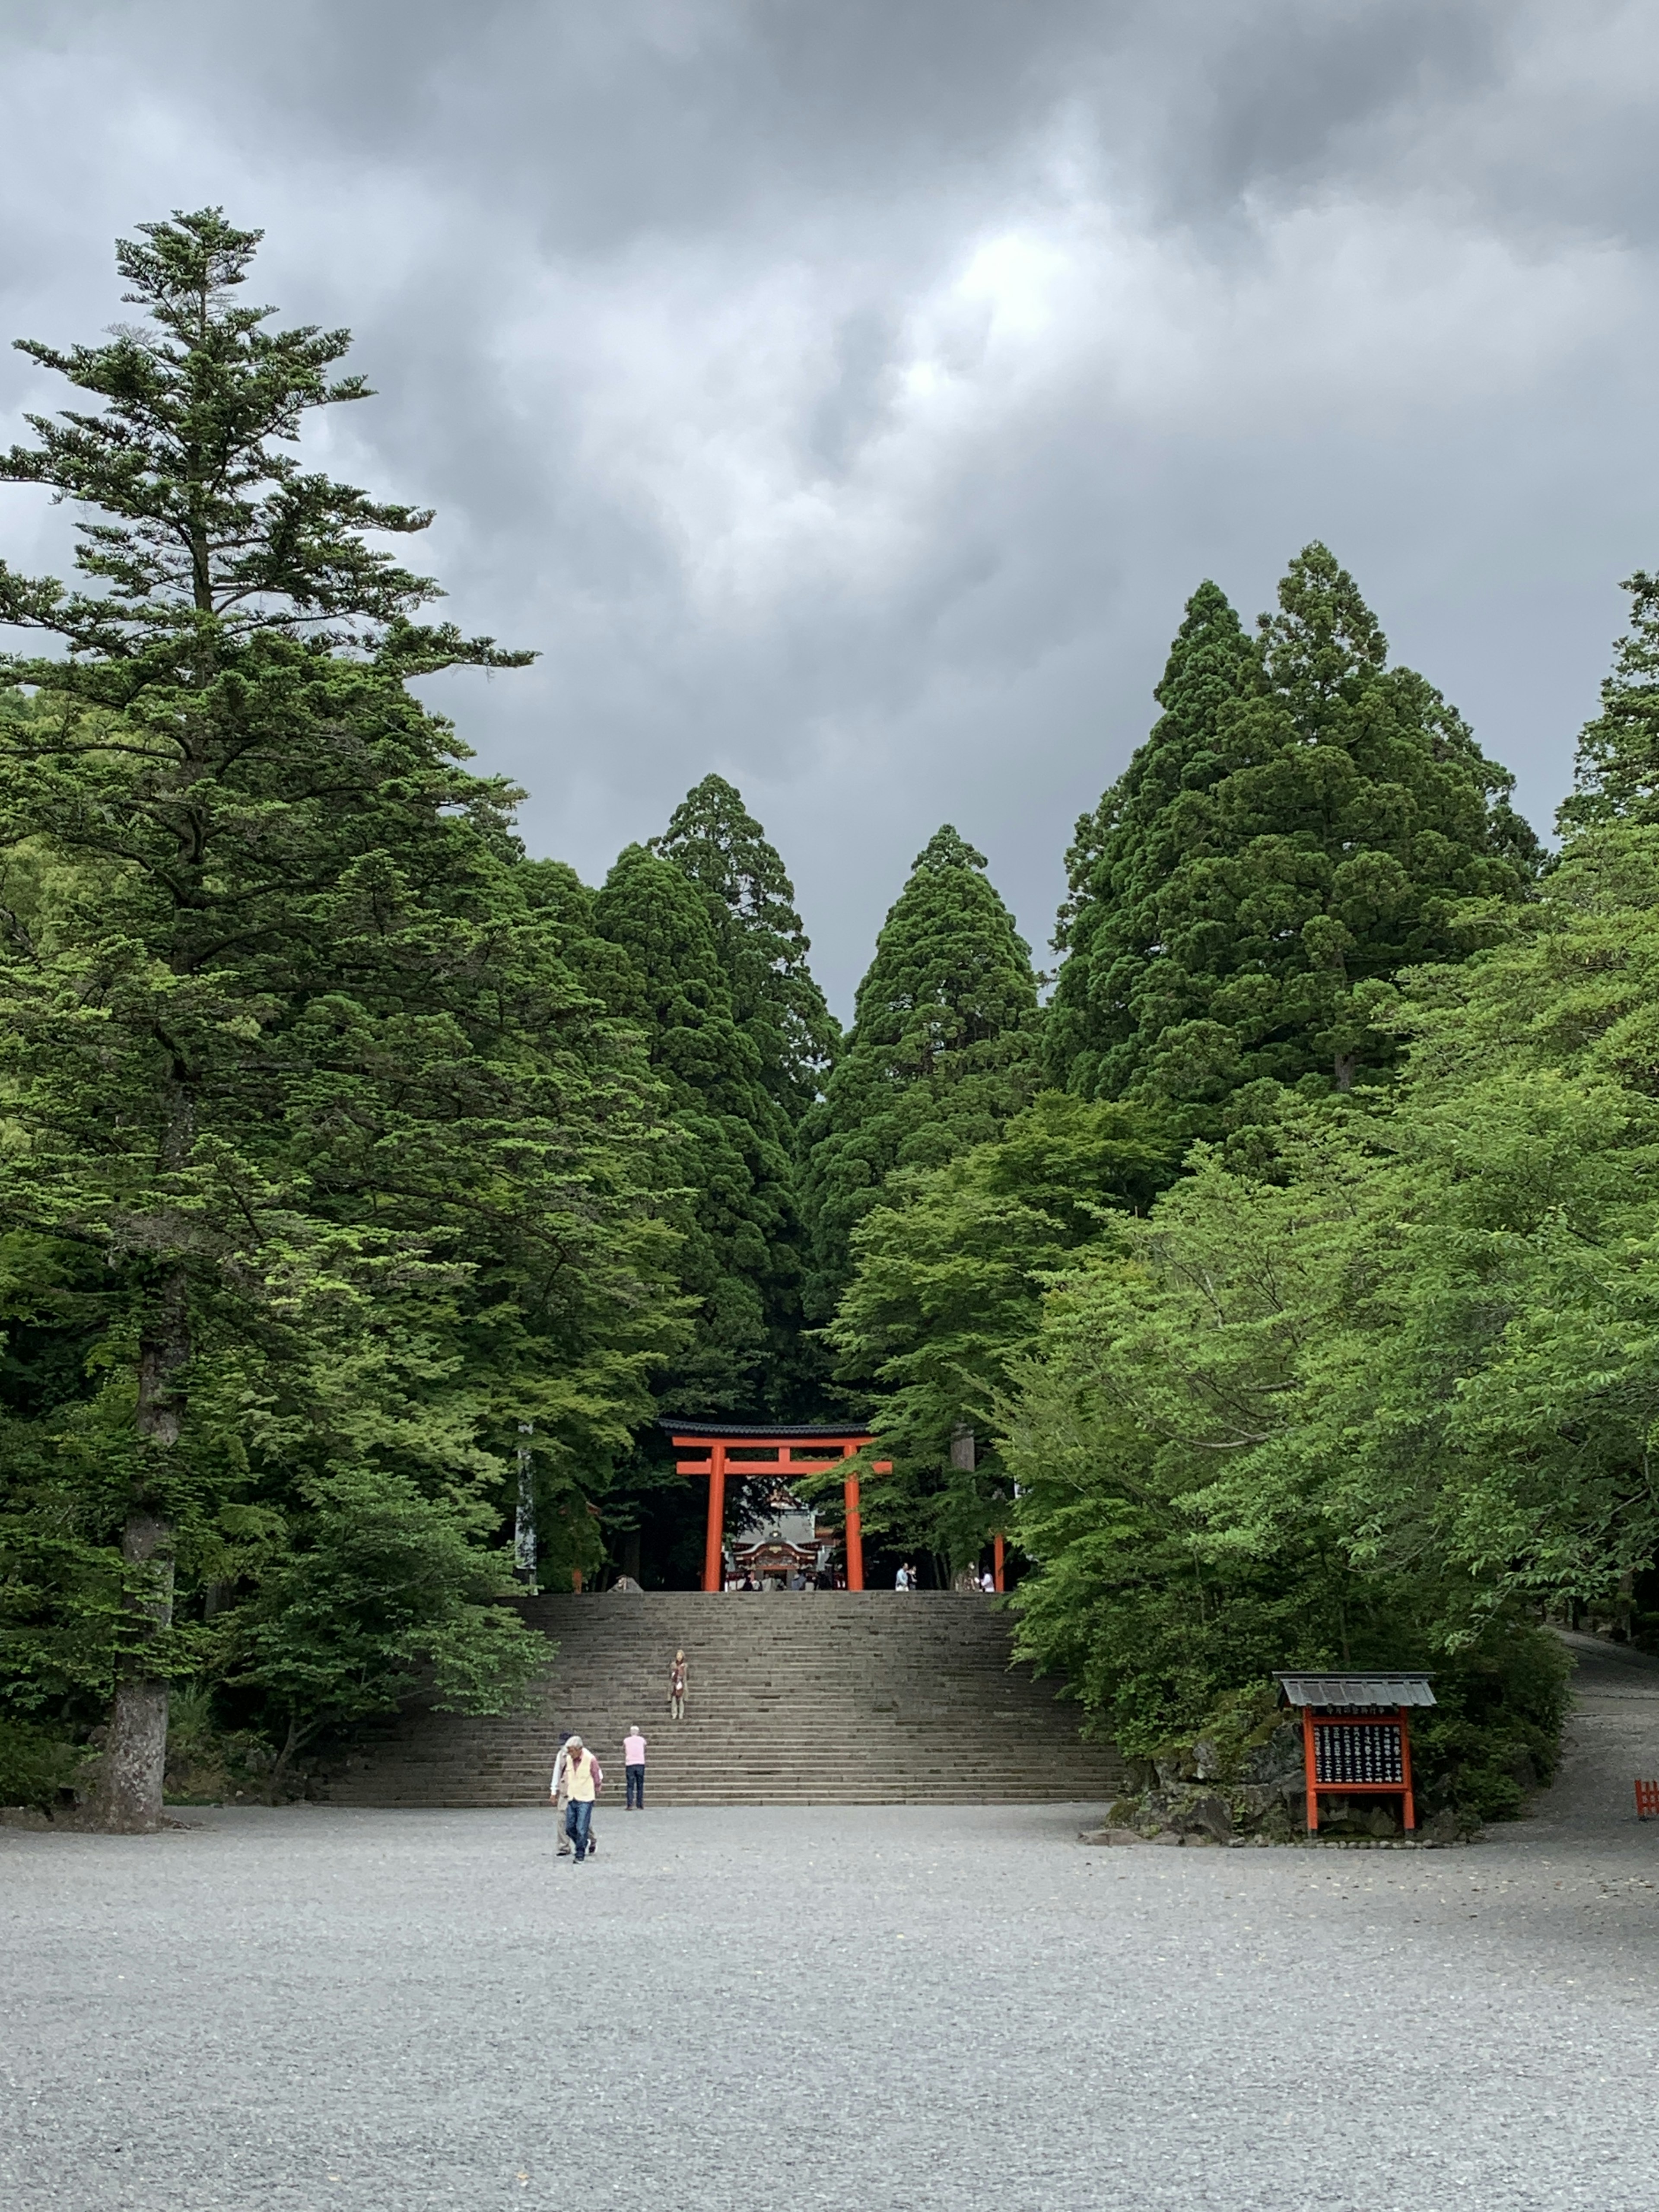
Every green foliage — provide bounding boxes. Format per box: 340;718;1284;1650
160;1682;278;1805
650;773;839;1124
1006;824;1659;1806
216;1465;550;1785
798;825;1040;1321
826;1093;1183;1567
1046;548;1541;1112
0;212;678;1811
0;1716;90;1812
1408;1634;1573;1826
591;842;798;1414
1558;572;1659;834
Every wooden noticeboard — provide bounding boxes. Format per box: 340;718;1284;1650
1300;1706;1416;1834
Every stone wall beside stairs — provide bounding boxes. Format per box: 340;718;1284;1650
319;1590;1123;1808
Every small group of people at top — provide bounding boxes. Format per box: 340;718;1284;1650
896;1561;994;1590
723;1567;838;1591
550;1649;688;1862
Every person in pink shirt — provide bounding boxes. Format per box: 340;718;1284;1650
623;1725;647;1810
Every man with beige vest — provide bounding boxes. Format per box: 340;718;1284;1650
554;1734;603;1861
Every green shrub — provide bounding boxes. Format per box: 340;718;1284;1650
0;1718;88;1812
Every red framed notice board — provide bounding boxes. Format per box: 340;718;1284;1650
1274;1673;1436;1837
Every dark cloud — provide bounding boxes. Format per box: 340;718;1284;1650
1;0;1656;1007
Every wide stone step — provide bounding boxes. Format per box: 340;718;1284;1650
319;1592;1122;1810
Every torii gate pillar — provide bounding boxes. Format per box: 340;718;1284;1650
700;1441;727;1596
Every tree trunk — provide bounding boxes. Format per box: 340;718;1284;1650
95;1268;188;1833
1333;1051;1357;1093
514;1421;537;1591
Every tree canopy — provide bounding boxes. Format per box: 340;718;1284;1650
0;212;674;1826
797;825;1040;1322
591;842;800;1415
1557;571;1659;835
1004;825;1659;1810
826;1092;1182;1573
649;773;839;1125
1046;547;1541;1113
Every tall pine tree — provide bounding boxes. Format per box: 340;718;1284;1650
591;843;800;1414
0;212;673;1825
798;825;1039;1322
1046;546;1541;1111
1558;571;1659;834
649;774;839;1123
1045;580;1261;1100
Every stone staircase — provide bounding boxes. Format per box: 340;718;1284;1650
319;1591;1123;1807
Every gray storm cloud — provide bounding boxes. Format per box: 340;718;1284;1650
0;0;1654;1009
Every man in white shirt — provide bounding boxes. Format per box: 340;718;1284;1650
550;1732;573;1855
623;1725;647;1810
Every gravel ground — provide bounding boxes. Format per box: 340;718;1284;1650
4;1639;1659;2212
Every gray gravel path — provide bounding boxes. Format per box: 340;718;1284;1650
5;1640;1659;2212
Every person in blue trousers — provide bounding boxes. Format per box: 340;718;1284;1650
558;1735;602;1860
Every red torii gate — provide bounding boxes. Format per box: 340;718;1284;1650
665;1422;892;1592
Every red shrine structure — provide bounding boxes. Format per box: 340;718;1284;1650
666;1423;893;1592
1275;1672;1436;1835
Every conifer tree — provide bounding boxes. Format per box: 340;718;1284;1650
1045;580;1261;1099
649;774;839;1123
0;212;672;1825
1558;572;1659;834
591;843;799;1412
798;825;1039;1320
1046;547;1541;1110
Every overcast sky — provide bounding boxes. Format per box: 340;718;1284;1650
1;0;1654;1012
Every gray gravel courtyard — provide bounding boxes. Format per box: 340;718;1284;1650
5;1638;1659;2212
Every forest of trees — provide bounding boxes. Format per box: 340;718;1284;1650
3;212;1654;1828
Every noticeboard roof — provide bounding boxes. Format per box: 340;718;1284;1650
1274;1672;1437;1710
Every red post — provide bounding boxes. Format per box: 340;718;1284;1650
702;1443;726;1593
1302;1708;1320;1833
1398;1705;1415;1831
844;1446;864;1592
992;1532;1005;1593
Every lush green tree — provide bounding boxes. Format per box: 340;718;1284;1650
826;1092;1182;1573
0;211;674;1826
1046;548;1541;1112
591;842;799;1416
1046;581;1261;1099
1004;825;1659;1808
650;773;839;1123
798;825;1039;1321
1557;572;1659;834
